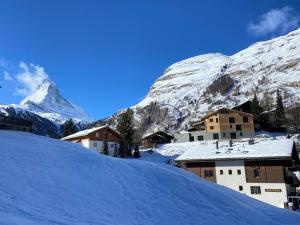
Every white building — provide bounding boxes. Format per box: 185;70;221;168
61;126;120;155
175;139;300;208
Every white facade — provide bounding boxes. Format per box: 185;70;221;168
72;139;119;156
215;160;288;208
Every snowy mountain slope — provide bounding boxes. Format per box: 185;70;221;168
134;28;300;130
1;130;299;225
20;78;93;124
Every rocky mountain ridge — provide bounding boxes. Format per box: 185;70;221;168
98;28;300;134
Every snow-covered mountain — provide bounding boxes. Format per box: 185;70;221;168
1;130;299;224
19;78;93;124
130;28;300;131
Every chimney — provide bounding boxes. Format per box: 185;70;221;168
216;141;219;149
229;139;233;147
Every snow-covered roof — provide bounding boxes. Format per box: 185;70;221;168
142;131;173;139
61;126;117;140
174;139;294;161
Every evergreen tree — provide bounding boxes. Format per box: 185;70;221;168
101;140;109;155
262;88;273;112
275;89;287;128
63;119;77;137
117;108;135;157
250;93;262;124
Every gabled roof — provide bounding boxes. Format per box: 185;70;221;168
61;126;119;140
175;139;294;161
201;107;253;121
143;131;174;140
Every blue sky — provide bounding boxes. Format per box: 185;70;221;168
0;0;299;119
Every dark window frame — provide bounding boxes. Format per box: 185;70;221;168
229;117;235;123
213;133;219;140
197;135;204;141
204;170;214;178
250;186;261;195
254;168;260;178
236;124;242;131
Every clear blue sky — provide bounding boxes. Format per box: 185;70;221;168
0;0;299;119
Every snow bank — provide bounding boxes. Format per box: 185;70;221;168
0;131;299;225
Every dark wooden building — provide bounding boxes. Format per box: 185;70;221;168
0;115;33;133
142;131;174;148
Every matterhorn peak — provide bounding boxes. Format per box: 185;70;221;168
20;76;93;124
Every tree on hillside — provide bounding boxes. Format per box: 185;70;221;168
261;88;274;112
275;89;287;128
250;93;262;124
101;140;109;155
287;104;300;133
117;108;135;157
63;119;77;137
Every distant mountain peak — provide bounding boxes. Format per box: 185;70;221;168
20;77;93;124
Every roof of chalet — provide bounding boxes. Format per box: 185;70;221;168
174;138;294;161
142;131;174;140
200;107;253;121
61;126;119;140
190;107;254;127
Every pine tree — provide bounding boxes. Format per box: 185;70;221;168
275;89;286;128
117;108;135;157
101;140;109;155
63;119;77;137
261;88;273;112
250;93;262;124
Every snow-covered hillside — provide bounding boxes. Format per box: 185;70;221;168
1;131;299;225
20;78;93;124
134;28;300;130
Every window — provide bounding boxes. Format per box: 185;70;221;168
210;126;214;130
239;186;243;191
204;170;214;178
250;186;261;195
237;169;241;175
93;142;97;147
230;125;233;129
220;170;224;175
223;133;226;138
197;136;204;141
254;168;260;178
230;132;237;139
190;136;195;142
209;118;213;122
243;117;249;123
216;118;219;123
95;132;99;138
236;125;242;131
240;132;243;137
229;117;235;123
228;170;232;175
213;133;219;140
